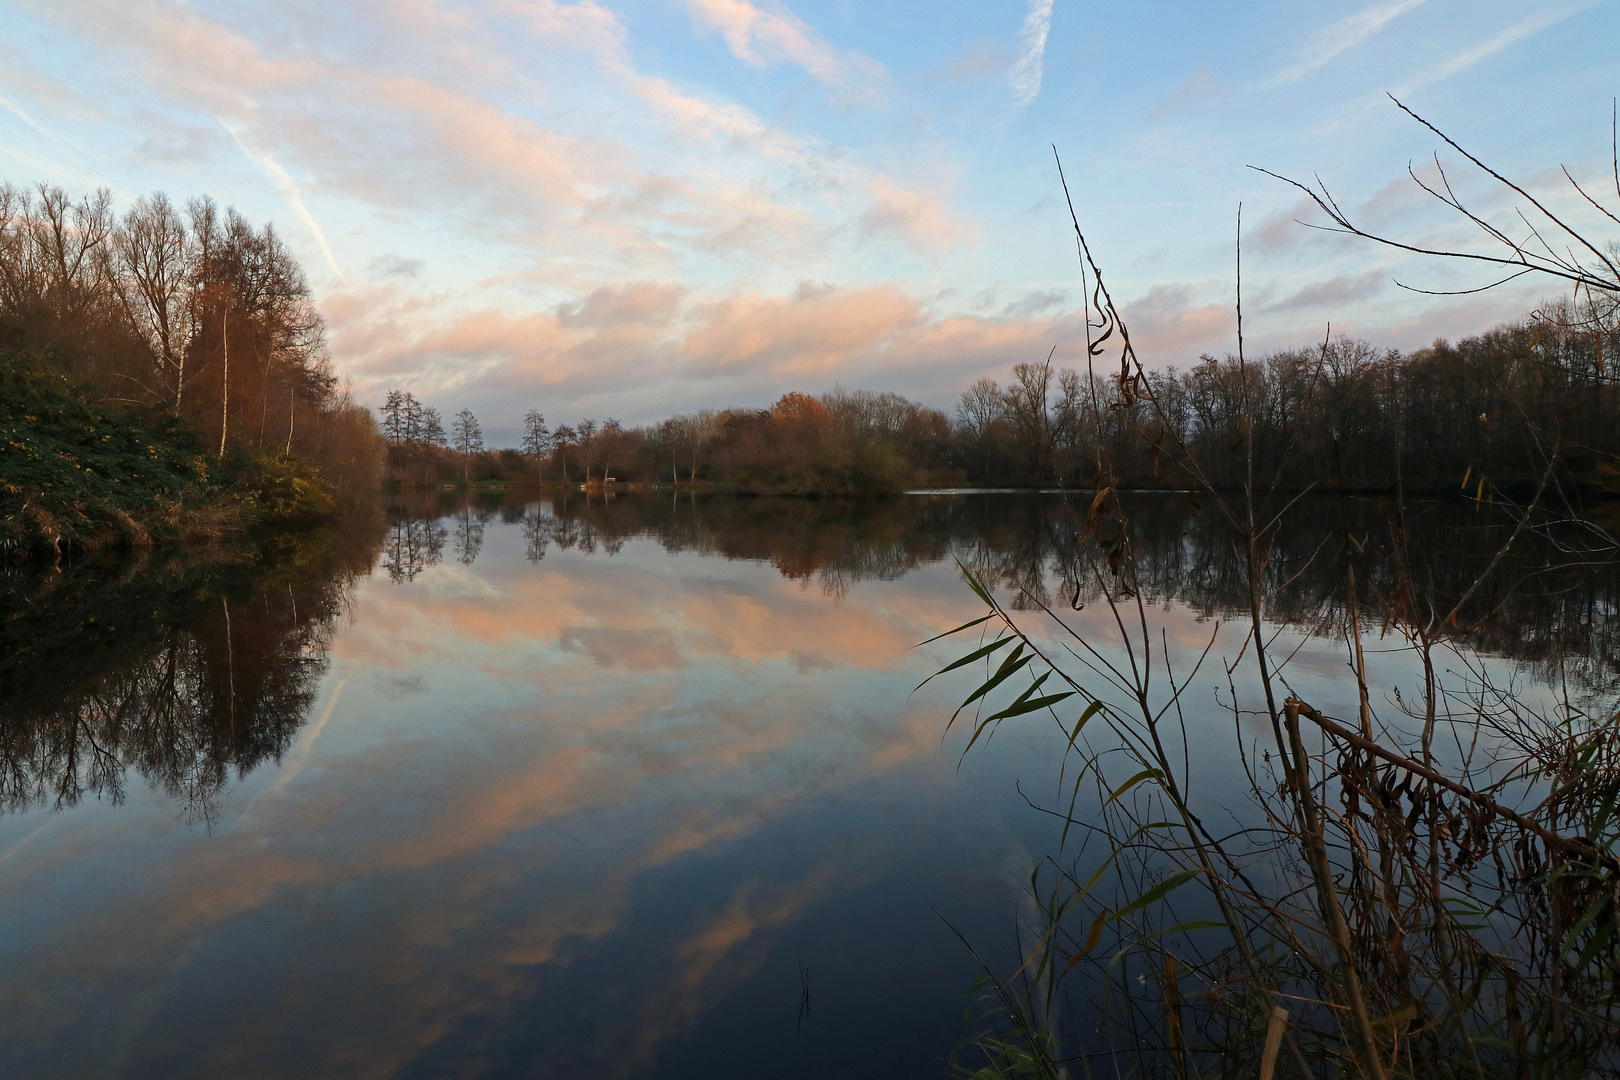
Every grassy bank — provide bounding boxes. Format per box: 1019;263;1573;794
1;352;348;561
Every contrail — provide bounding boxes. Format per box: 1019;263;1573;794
221;118;348;284
1256;0;1426;90
0;91;54;142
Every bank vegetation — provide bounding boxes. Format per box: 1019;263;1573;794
1;182;383;561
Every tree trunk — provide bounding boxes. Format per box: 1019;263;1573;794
217;307;229;464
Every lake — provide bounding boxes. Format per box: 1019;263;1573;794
1;491;1614;1078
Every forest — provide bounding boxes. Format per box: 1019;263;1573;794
0;182;384;558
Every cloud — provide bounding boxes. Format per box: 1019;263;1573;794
1147;66;1226;118
1008;0;1055;111
1119;284;1231;358
369;253;425;279
683;282;926;375
1255;0;1426;90
1247;159;1479;262
557;281;686;329
1250;195;1336;256
324;276;1088;427
1259;270;1386;314
998;288;1067;320
856;173;972;249
31;0;951;286
327;266;1330;431
131;121;224;167
926;39;1012;85
674;0;886;96
1389;3;1597;98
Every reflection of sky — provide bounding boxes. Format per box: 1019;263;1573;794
0;505;1533;1078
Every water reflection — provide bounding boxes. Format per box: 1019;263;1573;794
381;516;447;582
0;524;382;825
15;491;1606;829
0;492;1613;1079
393;490;1620;686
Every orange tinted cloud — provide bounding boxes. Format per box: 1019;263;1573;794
683;282;925;375
330;270;1255;422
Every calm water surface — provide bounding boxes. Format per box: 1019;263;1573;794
1;492;1613;1078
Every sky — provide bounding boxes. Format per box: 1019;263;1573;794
3;0;1618;443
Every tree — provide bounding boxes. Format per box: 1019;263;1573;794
575;418;599;483
1003;360;1055;482
404;402;445;484
452;409;483;485
957;378;1005;481
418;405;445;449
657;418;683;483
521;409;550;482
1051;367;1087;485
115;192;191;410
552;424;576;484
380;390;407;444
669;410;718;482
0;181;385;508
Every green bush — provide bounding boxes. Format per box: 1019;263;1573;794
0;352;216;557
2;349;353;560
231;448;336;523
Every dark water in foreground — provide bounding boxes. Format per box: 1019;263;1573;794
1;492;1615;1078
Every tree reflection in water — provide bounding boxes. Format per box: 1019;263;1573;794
7;491;1613;832
389;490;1619;692
0;522;383;826
381;517;447;582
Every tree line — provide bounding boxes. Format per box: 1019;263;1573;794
963;299;1618;497
378;387;958;494
385;296;1618;500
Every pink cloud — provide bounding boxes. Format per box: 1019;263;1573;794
327;273;1257;423
682;282;926;375
27;0;953;282
1120;284;1233;358
675;0;887;97
557;281;687;329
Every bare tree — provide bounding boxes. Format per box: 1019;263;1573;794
598;418;627;482
666;411;718;482
1002;358;1067;483
552;424;576;484
452;409;483;485
34;183;117;320
521;409;550;483
575;418;599;483
956;378;1004;480
115;193;192;409
380;390;407;444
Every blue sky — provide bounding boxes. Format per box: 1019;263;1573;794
3;0;1617;440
